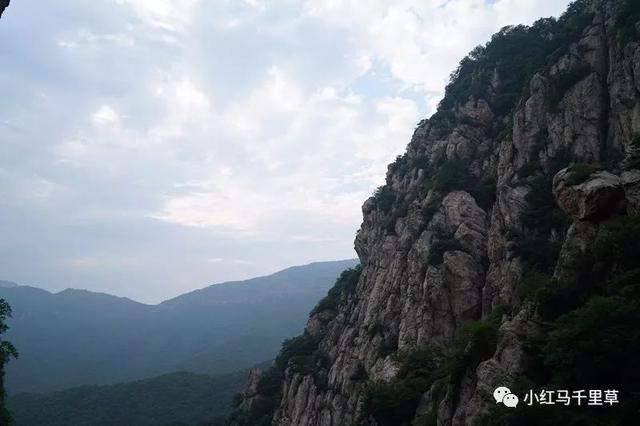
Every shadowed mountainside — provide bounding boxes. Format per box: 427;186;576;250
0;259;357;394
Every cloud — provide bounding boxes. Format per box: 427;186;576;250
113;0;200;31
305;0;571;111
0;0;572;302
92;105;120;126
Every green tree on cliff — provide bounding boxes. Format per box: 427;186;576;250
0;299;18;425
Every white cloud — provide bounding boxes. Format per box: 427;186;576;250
1;0;573;302
149;69;419;236
305;0;572;113
151;187;267;233
114;0;200;31
92;105;119;126
149;76;212;141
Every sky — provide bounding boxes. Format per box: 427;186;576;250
0;0;572;304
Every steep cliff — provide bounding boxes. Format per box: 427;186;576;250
229;0;640;424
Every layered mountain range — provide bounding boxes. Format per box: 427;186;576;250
0;259;357;394
231;1;640;424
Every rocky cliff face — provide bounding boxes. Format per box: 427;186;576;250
230;1;640;425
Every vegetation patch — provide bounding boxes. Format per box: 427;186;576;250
311;265;362;315
227;369;282;425
0;300;17;425
494;216;640;425
592;216;640;273
444;306;508;402
427;238;465;266
516;162;538;179
390;154;431;179
433;159;473;192
421;204;439;225
510;232;563;275
379;338;399;358
374;185;396;214
384;197;412;235
520;175;560;231
469;179;497;211
514;174;568;273
548;63;592;108
432;159;495;211
372;183;414;236
363;307;509;425
617;0;640;45
228;266;362;425
564;163;599;186
412;411;438;426
433;1;593;126
559;0;594;42
362;347;444;425
227;331;330;425
275;332;325;373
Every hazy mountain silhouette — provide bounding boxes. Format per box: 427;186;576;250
0;259;357;393
0;280;17;288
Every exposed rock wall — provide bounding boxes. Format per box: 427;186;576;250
232;1;640;425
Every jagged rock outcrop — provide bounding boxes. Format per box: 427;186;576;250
230;1;640;425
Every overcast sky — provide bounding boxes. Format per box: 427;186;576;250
0;0;572;303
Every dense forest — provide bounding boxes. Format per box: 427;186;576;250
9;369;260;426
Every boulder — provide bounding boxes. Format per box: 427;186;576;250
553;168;625;221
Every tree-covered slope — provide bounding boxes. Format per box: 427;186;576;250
0;259;357;394
9;369;252;426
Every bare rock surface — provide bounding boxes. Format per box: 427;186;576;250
553;168;625;220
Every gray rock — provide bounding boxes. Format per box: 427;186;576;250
553;169;625;221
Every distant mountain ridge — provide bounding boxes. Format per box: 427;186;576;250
164;260;360;306
0;259;357;394
0;280;17;288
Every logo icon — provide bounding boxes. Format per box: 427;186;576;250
494;386;519;408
